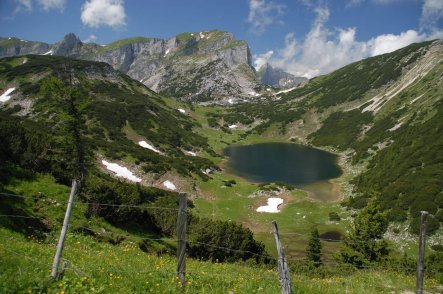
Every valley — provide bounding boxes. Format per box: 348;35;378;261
0;36;442;293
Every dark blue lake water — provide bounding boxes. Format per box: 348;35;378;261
223;143;342;189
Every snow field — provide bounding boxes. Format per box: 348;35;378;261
256;198;283;213
102;160;141;183
0;88;16;103
138;141;162;154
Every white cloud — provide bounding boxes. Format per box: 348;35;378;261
281;33;298;61
247;0;285;35
299;0;314;7
256;5;432;78
420;0;443;32
348;0;363;4
369;30;425;56
253;50;274;69
83;34;97;43
348;0;408;6
81;0;126;29
14;0;32;13
347;0;420;8
37;0;66;11
372;0;403;4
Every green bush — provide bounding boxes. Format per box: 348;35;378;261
387;207;408;222
188;218;272;264
435;209;443;222
409;214;441;236
328;212;341;221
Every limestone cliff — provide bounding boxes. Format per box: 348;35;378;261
257;63;307;89
0;31;260;102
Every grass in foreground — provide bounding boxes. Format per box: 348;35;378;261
1;227;438;293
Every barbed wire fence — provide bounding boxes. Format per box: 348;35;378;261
0;185;435;293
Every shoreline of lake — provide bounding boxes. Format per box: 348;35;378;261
221;142;345;202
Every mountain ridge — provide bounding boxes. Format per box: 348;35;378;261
0;31;260;102
257;62;307;89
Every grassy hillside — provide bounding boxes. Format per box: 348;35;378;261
2;225;436;293
0;55;216;182
1;41;443;292
0;172;441;292
0;55;272;278
0;173;437;294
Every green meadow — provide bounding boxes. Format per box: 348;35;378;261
1;226;431;294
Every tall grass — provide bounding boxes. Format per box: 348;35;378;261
1;227;436;293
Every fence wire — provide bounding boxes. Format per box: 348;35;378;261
1;192;439;288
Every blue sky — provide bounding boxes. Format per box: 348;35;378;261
1;0;442;77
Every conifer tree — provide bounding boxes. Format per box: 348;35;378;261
340;203;390;267
306;228;322;267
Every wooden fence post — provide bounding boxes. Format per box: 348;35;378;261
51;180;78;281
177;192;187;287
272;220;293;294
416;211;428;294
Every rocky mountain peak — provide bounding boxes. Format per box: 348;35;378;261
260;62;272;70
0;30;259;102
257;63;307;89
52;33;84;57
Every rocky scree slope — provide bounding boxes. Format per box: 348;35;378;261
0;31;260;103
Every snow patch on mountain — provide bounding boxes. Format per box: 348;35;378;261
0;88;16;103
256;198;283;213
389;122;404;132
163;180;176;190
138;141;162;154
276;86;297;95
102;160;141;182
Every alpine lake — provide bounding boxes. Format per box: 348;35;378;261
223;143;343;201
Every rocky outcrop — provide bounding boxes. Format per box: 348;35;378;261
257;63;307;88
91;38;170;80
52;33;85;57
0;31;261;102
0;37;51;56
83;30;259;102
86;31;258;101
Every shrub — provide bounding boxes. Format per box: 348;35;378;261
329;212;341;221
409;214;441;236
435;209;443;222
188;218;272;264
387;207;408;222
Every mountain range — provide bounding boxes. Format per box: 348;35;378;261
257;62;307;88
1;31;442;260
0;32;304;103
